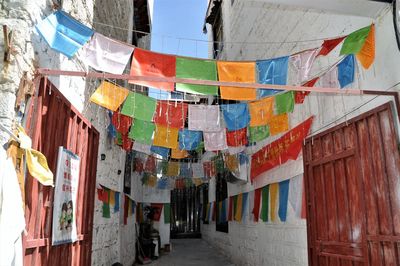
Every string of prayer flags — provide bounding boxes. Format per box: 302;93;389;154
289;48;319;85
112;112;132;135
133;142;152;155
79;33;134;74
221;103;250;131
253;188;262;222
249;125;270;143
288;175;304;218
256;56;289;98
154;101;188;129
320;67;339;88
188;105;221;132
338;55;355;88
171;148;189;159
356;24;375;69
269;183;278;222
203;129;228;151
317;36;346;56
129;48;176;91
268;113;289;136
151;146;170;159
90;81;129;111
249;97;274;127
153;125;179;149
35;10;94;58
178;129;202;150
261;185;269;222
294;77;319;104
340;25;372;56
166;161;180;177
129;119;155;145
192;163;205;178
176;57;219;95
164;203;171;224
121;92;157;121
217;61;257;100
278;179;290;222
274;91;295;115
226;128;248;147
251;116;313;180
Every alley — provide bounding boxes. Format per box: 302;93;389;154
152;239;234;266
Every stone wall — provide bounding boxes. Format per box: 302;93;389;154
202;1;400;266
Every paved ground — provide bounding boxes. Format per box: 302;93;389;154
150;239;234;266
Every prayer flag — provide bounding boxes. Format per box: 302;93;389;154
112;112;132;135
217;61;257;100
97;188;108;202
134;157;144;174
176;57;218;95
320;67;339;88
318;36;346;56
164;203;171;223
128;119;155;145
166;162;180;177
179;163;192;177
153;125;179;149
121;92;156;121
214;155;225;174
129;48;176;91
275;91;295;115
256;56;289;98
249;125;270;143
188;105;221;132
338;55;355;88
133;142;152;155
171;148;188;159
109;190;115;206
241;192;249;222
114;192;120;212
278;179;290;222
294;77;319;104
25;149;54;186
154;101;188;129
268;113;289;136
249;190;255;221
90;81;129;111
157;178;168;189
356;24;375;69
270;183;278;222
221;103;250;131
203;161;216;178
225;154;239;172
151;203;163;221
253;188;262;222
116;132;123;146
289;175;303;218
102;188;110;218
289;48;319;85
233;195;238;220
192;163;205;178
151;146;170;158
147;175;157;187
35;10;94;58
340;25;371;55
261;185;269;222
144;156;156;173
249;97;274;127
79;33;134;74
179;129;202;150
121;134;133;151
226;128;248;147
204;129;228;151
235;193;243;222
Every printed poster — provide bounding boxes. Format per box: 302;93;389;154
52;147;80;245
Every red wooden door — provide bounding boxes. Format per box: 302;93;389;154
23;78;99;265
304;102;400;265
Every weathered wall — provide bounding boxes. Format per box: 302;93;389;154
0;0;141;265
202;1;400;266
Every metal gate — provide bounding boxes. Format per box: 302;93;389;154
304;102;400;265
23;78;99;265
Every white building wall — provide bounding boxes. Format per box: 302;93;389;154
202;1;400;266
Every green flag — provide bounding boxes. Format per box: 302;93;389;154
116;132;123;145
176;57;218;95
275;91;294;114
102;189;111;218
249;125;270;143
340;25;371;55
121;92;156;121
128;119;155;145
164;203;171;223
261;185;269;222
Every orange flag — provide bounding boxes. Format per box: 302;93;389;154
90;81;129;111
356;24;375;69
268;113;289;136
217;61;257;100
129;48;176;91
171;148;189;159
248;97;274;126
153;125;179;149
269;183;278;222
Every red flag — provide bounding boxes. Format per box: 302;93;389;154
97;188;109;203
122;134;133;151
144;156;156;173
295;77;319;104
253;188;262;222
129;48;176;92
153;101;188;128
112;112;133;135
151;203;164;221
226;128;248;147
318;36;346;56
251;116;314;181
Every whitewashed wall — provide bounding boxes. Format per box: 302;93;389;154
202;1;400;266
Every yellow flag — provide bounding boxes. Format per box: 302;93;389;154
356;24;375;69
249;97;274;126
268;113;289;136
90;81;129;111
171;148;188;159
153;125;179;149
148;175;157;187
270;183;278;222
166;162;180;177
109;190;115;206
225;154;239;172
193;178;203;186
235;193;243;222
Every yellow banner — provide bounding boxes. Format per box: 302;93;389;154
90;81;129;111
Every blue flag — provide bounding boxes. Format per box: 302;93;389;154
338;55;355;88
221;103;250;131
278;179;290;222
151;146;170;158
114;192;120;212
179;129;202;150
256;56;289;98
35;10;94;58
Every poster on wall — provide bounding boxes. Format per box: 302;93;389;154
52;147;80;246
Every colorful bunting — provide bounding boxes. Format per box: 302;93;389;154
203;129;228;151
275;91;295;115
318;36;346;56
221;103;250;131
340;25;371;55
153;125;179;149
338;55;355;88
128;119;155;145
256;56;289;98
248;97;274;127
112;112;132;135
129;48;176;91
356;24;375;69
35;10;94;58
268;113;289;136
153;101;188;129
176;57;218;95
188;105;221;132
226;128;248;147
90;81;129;111
178;129;202;150
249;125;270;143
217;61;257;100
121;92;157;121
278;179;290;222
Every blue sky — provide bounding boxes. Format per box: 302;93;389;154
148;0;209;99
